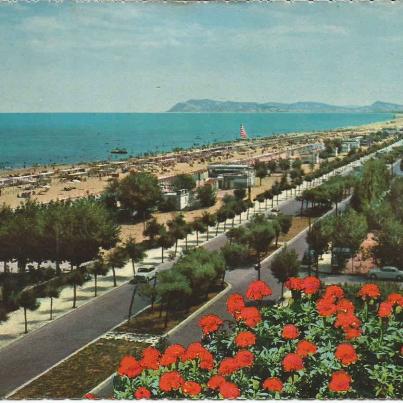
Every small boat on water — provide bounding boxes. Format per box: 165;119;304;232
110;148;128;154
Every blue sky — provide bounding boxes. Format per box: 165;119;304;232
1;1;403;112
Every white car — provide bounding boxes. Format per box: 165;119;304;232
134;266;158;282
367;266;402;281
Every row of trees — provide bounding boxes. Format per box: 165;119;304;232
138;248;225;328
0;199;119;273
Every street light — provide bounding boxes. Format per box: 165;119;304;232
254;261;261;281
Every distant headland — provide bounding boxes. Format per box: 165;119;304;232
167;99;403;113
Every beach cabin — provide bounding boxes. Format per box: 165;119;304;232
161;189;190;210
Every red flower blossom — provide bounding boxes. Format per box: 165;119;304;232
200;351;215;370
159;371;184;392
140;346;160;370
324;285;344;300
83;393;97;400
302;276;321;295
226;293;245;316
263;377;283;393
237;306;262;328
378;302;393;318
335;312;361;330
182;381;202;396
282;353;304;372
118;356;142;378
336;298;355;314
160;344;186;366
358;283;380;300
316;298;337;317
207;375;226;390
219;381;240;399
344;327;362;340
180;342;214;370
235;331;256;348
246;280;272;300
329;370;352;393
134;387;151;399
387;293;403;307
199;314;223;335
296;340;317;358
218;357;239;376
335;343;358;366
285;277;304;291
234;350;254;368
282;324;300;340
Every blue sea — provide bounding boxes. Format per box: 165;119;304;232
0;113;394;169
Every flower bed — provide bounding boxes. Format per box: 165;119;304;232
111;278;403;399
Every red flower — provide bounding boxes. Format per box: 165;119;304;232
324;285;344;300
263;377;283;393
378;302;393;318
199;314;223;335
285;277;304;291
282;324;300;340
160;344;185;366
159;371;184;392
335;343;358;366
336;298;355;314
246;280;272;300
234;350;254;368
219;381;240;399
207;375;226;390
358;283;380;300
182;381;202;396
296;340;317;358
200;351;215;370
335;312;361;330
344;327;362;340
302;276;321;295
218;357;239;375
329;370;352;393
180;342;214;370
140;346;160;370
226;293;245;316
237;306;262;328
83;393;97;400
387;293;403;307
316;298;337;317
235;331;256;348
282;353;304;372
118;356;142;378
134;387;151;399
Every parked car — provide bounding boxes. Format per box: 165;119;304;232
134;266;158;283
367;266;402;281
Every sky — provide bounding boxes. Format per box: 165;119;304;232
1;1;403;112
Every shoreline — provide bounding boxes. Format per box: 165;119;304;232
1;114;402;211
0;113;400;175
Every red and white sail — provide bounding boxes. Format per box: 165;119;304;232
240;124;248;139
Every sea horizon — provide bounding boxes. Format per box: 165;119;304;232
0;112;394;170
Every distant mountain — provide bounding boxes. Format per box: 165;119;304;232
167;99;403;113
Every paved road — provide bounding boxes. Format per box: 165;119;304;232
0;196;301;397
0;146;378;397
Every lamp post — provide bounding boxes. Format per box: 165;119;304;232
254;261;261;281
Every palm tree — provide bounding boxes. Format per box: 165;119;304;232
157;228;175;263
201;212;216;241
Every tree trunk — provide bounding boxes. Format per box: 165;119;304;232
216;222;220;236
185;235;188;250
112;267;117;287
127;285;137;323
131;259;136;276
159;302;164;318
161;247;164;263
206;228;209;241
281;281;284;300
73;283;77;308
94;274;98;297
24;308;28;334
272;198;274;208
164;303;169;328
174;239;178;256
50;297;53;320
275;235;278;247
196;231;199;245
